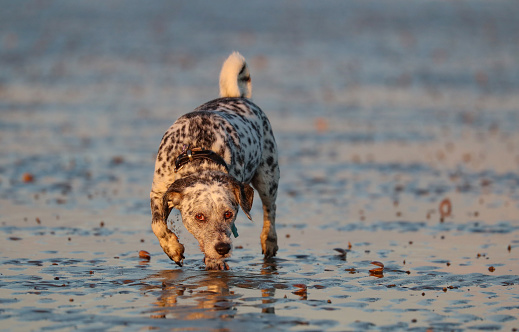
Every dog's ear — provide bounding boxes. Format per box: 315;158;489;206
233;182;254;220
162;179;188;222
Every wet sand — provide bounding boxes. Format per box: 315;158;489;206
1;1;518;331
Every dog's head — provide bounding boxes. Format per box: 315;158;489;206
162;171;253;262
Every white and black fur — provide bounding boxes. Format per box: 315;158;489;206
150;52;279;270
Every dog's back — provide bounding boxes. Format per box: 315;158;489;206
154;52;273;185
169;98;267;184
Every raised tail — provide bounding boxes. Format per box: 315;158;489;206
219;52;252;98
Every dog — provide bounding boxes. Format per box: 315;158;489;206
150;52;280;270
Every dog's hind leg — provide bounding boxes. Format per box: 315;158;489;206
252;152;280;259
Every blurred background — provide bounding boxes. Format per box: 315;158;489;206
1;0;518;216
1;1;519;330
0;0;518;228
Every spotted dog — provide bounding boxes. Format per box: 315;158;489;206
150;52;280;270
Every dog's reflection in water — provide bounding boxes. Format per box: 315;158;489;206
143;261;278;320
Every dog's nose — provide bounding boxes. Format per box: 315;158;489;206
215;242;231;256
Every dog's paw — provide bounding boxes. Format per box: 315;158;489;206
204;257;229;270
153;224;185;266
261;234;278;259
161;240;185;267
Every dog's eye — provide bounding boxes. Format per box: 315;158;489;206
223;211;233;219
195;213;206;221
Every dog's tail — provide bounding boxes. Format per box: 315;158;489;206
219;52;252;99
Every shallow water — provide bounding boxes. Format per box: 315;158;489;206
1;1;519;331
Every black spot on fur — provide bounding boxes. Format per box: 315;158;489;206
269;184;277;196
266;235;277;242
166;145;174;156
246;162;255;173
152;211;162;222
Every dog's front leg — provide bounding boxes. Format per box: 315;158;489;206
150;197;185;266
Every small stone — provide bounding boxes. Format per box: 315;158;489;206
139;250;151;260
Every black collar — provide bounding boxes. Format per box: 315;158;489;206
174;147;229;173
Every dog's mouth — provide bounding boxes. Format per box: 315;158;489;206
204;256;230;270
